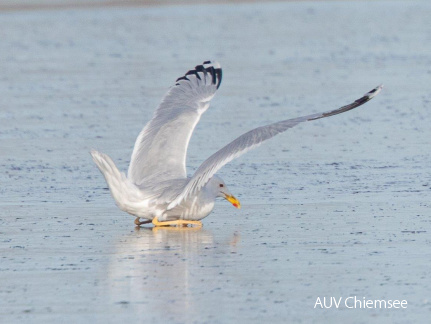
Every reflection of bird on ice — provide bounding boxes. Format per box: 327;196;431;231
91;61;382;227
105;227;239;319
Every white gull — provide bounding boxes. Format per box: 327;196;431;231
91;61;382;227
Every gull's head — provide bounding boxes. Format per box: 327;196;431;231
208;175;241;209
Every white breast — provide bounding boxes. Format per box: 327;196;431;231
160;189;216;221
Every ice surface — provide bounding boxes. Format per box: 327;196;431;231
1;1;430;323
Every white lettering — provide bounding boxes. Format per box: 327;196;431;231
354;296;363;308
316;296;408;309
323;297;332;309
333;297;343;308
374;300;386;308
345;297;354;308
314;297;323;308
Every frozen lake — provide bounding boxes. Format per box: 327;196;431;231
1;1;430;323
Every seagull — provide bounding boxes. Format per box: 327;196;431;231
91;61;382;227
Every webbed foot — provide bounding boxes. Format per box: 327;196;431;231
152;217;202;228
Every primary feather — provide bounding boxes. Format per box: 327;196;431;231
127;61;222;186
167;84;382;209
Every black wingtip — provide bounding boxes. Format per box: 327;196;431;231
201;61;222;89
175;75;189;83
308;85;383;121
175;61;222;89
366;84;383;98
186;69;202;80
214;67;222;89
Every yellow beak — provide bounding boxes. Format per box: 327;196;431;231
225;194;241;209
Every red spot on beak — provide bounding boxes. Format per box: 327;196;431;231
225;194;241;209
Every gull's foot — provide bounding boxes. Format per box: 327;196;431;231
152;226;202;234
152;217;202;228
134;218;152;226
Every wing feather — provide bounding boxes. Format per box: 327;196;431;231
167;84;383;209
127;61;222;186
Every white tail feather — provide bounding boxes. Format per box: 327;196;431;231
91;150;147;214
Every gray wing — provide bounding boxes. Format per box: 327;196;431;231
127;61;222;186
167;84;383;209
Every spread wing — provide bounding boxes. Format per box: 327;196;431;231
167;85;383;209
127;61;222;186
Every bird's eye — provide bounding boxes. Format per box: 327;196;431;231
219;184;224;188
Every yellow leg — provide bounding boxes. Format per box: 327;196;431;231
152;217;202;228
152;226;203;234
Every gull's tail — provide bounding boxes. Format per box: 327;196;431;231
90;150;145;214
